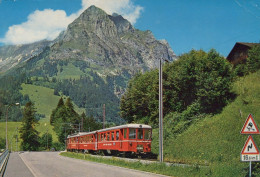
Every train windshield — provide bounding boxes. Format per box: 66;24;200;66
129;128;136;139
137;129;143;139
144;129;152;140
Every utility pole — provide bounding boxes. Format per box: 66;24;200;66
81;115;84;132
159;58;163;162
16;128;18;152
46;127;48;150
103;104;106;129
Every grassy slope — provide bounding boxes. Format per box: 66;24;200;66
0;83;86;149
57;63;84;80
0;122;21;151
156;71;260;176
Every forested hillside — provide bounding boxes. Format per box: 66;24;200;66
120;45;260;176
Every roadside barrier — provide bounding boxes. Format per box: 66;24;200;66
0;149;10;177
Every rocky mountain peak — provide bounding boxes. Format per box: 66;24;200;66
109;13;134;34
66;5;118;40
0;5;177;74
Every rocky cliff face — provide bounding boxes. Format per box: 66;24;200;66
49;5;176;74
0;40;51;73
0;5;176;75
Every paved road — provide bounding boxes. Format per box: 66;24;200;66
8;151;168;177
4;152;34;177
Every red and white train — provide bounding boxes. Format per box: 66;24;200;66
66;124;152;155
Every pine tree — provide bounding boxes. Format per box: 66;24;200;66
52;97;80;144
65;97;80;124
19;101;40;151
57;97;65;108
50;97;64;124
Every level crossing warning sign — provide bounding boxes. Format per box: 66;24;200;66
241;135;260;162
241;114;260;134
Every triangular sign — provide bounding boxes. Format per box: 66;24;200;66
241;135;260;155
241;114;260;134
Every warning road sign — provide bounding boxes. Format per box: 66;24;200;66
241;114;260;134
241;135;260;162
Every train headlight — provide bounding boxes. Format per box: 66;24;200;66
137;145;143;151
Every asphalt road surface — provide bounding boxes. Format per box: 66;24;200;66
6;151;168;177
4;152;34;177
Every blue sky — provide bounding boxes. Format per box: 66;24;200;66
0;0;259;57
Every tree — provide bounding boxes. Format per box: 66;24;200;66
120;49;234;125
50;97;64;124
0;137;5;149
65;97;80;124
39;133;53;150
247;45;260;73
81;112;102;132
19;101;40;151
51;97;81;144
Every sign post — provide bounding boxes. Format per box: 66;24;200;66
240;114;260;177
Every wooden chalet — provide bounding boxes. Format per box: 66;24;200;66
227;42;260;65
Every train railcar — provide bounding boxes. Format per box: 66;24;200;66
66;124;152;155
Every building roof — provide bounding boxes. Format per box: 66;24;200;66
226;42;260;64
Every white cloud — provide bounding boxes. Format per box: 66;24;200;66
0;9;76;44
81;0;143;24
0;0;143;45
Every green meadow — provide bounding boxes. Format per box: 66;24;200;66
151;71;260;176
1;83;86;150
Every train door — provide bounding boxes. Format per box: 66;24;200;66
120;129;123;149
95;133;98;150
77;137;79;151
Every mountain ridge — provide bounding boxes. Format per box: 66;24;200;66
0;5;176;74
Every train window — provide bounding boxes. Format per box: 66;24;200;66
124;129;127;139
144;129;152;140
116;131;119;140
107;132;110;141
129;129;136;139
104;133;106;141
101;134;104;141
137;129;143;139
98;134;101;141
111;131;114;141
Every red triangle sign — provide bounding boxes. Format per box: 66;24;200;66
241;135;260;155
241;114;260;134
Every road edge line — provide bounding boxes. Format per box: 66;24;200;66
18;152;37;177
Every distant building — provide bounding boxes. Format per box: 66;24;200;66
226;42;260;65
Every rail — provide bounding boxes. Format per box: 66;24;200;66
0;149;10;177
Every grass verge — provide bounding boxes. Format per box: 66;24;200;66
60;152;211;177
